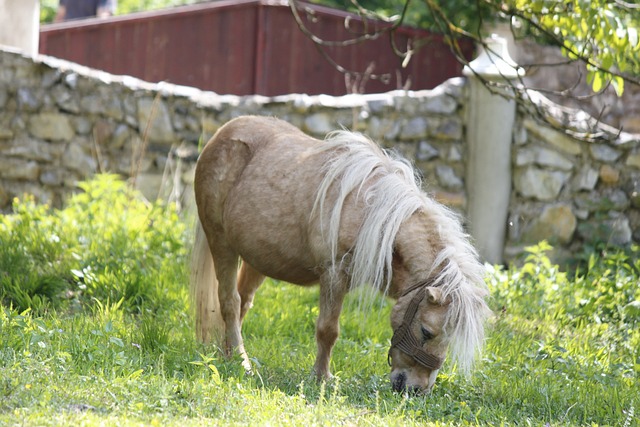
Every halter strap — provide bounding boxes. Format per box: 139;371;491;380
399;278;434;298
388;278;444;371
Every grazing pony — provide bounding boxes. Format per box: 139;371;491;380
192;115;490;393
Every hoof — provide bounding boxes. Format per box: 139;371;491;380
241;356;253;375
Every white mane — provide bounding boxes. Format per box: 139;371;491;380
312;130;425;297
312;130;490;374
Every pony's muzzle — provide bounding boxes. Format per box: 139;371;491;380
390;370;434;394
391;371;406;392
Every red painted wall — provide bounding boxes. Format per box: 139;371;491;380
39;0;472;96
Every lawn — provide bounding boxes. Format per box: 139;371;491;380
1;175;638;426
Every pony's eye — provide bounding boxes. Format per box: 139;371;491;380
421;326;434;341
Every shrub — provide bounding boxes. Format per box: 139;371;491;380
0;174;187;315
488;241;640;327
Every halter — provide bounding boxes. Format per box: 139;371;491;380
388;279;444;370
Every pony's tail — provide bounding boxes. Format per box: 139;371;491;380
190;218;225;346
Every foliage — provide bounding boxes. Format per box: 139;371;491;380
0;198;75;313
39;0;201;23
40;0;58;23
502;0;640;94
0;179;638;425
489;241;640;325
116;0;201;15
311;0;640;94
0;174;187;315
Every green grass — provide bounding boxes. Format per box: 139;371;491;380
1;175;638;426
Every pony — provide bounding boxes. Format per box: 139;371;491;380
191;115;490;393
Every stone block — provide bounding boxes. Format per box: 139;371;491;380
303;112;334;135
416;141;439;161
62;141;97;176
577;216;632;246
447;146;462;162
589;143;621;162
524;119;582;155
431;117;463;140
0;135;63;162
514;166;569;201
365;94;393;113
573;166;598;191
72;116;93;135
40;168;65;186
367;116;400;141
420;92;458;115
0;125;14;139
28;112;75;141
17;87;40;111
575;190;629;212
0;86;8;108
399;117;428;140
394;96;420;115
516;146;574;170
137;97;176;144
599;164;620;185
0;158;39;180
521;204;577;244
626;152;640;169
52;85;80;114
435;164;463;190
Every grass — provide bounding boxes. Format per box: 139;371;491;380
0;175;638;426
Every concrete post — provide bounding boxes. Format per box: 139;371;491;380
0;0;40;57
463;35;523;264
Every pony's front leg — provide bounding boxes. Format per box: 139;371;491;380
313;276;347;381
211;243;252;373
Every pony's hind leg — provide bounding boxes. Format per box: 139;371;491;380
207;236;252;373
237;261;265;322
314;274;348;381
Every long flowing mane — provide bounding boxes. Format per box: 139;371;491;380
312;131;425;295
312;130;490;373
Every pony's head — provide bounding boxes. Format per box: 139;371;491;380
312;130;490;394
388;284;449;393
388;247;491;394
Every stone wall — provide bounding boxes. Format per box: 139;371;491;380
0;47;467;213
507;91;640;261
1;46;639;262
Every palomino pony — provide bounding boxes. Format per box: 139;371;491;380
192;115;490;393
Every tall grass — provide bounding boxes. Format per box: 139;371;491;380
0;175;638;426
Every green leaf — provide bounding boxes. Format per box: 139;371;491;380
601;55;613;71
208;364;222;386
611;76;624;97
109;336;124;347
591;71;604;92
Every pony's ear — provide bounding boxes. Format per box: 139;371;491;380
425;286;443;305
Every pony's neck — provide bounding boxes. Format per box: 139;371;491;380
389;211;442;298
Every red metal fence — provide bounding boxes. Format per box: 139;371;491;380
39;0;473;96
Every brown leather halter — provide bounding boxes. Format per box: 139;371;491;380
388;279;444;370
